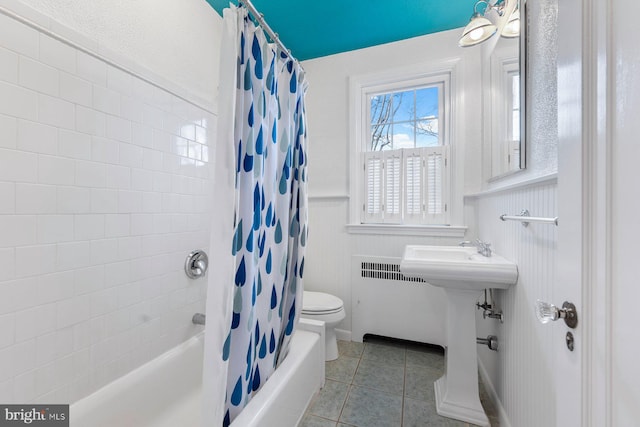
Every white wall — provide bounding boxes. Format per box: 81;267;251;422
5;0;222;110
301;29;481;334
611;0;640;423
0;2;222;404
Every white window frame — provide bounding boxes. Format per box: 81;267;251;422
505;67;521;170
489;56;521;177
347;61;466;237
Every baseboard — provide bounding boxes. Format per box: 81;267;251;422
335;328;351;342
477;359;512;427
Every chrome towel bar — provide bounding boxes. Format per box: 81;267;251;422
500;209;558;226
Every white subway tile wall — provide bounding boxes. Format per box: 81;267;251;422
0;11;215;404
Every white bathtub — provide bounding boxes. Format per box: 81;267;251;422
70;324;324;427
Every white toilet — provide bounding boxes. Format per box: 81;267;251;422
301;291;345;361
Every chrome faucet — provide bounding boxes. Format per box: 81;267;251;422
459;239;492;257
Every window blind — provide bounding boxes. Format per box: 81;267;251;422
364;154;383;222
385;152;402;222
363;146;448;224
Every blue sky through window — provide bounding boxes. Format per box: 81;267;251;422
370;85;440;151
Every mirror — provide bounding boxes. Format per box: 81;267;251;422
483;0;527;179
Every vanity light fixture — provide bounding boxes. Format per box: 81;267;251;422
459;0;520;47
458;1;497;47
501;8;520;38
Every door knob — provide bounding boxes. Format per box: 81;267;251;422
534;300;578;329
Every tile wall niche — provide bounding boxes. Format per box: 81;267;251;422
0;9;215;404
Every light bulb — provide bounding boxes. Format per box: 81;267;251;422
502;8;521;38
505;20;520;35
469;27;485;41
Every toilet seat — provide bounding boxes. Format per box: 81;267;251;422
300;290;345;361
302;291;344;314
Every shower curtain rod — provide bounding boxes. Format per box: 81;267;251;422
238;0;303;70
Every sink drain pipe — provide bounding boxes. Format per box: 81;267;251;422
477;335;499;351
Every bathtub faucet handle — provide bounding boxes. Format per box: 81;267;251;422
185;250;209;279
193;259;206;275
192;313;206;325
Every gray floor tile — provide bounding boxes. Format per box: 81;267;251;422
308;379;350;421
338;340;364;358
404;364;441;402
325;355;359;383
403;398;469;426
314;338;498;427
340;386;402;427
406;348;445;372
353;358;405;396
362;341;406;365
299;414;338;427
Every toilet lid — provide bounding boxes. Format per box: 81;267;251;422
302;291;343;313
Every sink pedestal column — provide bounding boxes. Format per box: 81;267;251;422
434;288;490;426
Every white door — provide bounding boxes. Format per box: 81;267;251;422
555;7;584;424
553;0;640;425
606;0;640;425
555;0;590;424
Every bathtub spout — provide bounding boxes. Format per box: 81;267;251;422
192;313;206;325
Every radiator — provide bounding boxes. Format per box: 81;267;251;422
351;255;447;346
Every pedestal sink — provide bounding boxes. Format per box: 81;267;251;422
400;245;518;427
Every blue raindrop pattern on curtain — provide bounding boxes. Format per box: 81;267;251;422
222;7;309;426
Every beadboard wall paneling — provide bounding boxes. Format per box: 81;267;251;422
471;181;557;427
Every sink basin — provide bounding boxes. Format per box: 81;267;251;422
400;245;518;290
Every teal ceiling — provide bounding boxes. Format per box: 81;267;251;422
205;1;476;61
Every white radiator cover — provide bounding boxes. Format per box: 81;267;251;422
351;255;447;346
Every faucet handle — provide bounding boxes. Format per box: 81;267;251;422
477;241;492;257
485;244;492;256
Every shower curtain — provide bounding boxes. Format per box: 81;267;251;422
202;5;308;426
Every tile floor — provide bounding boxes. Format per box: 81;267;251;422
300;337;499;427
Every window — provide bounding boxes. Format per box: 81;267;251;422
506;71;520;170
360;75;450;225
489;56;521;177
